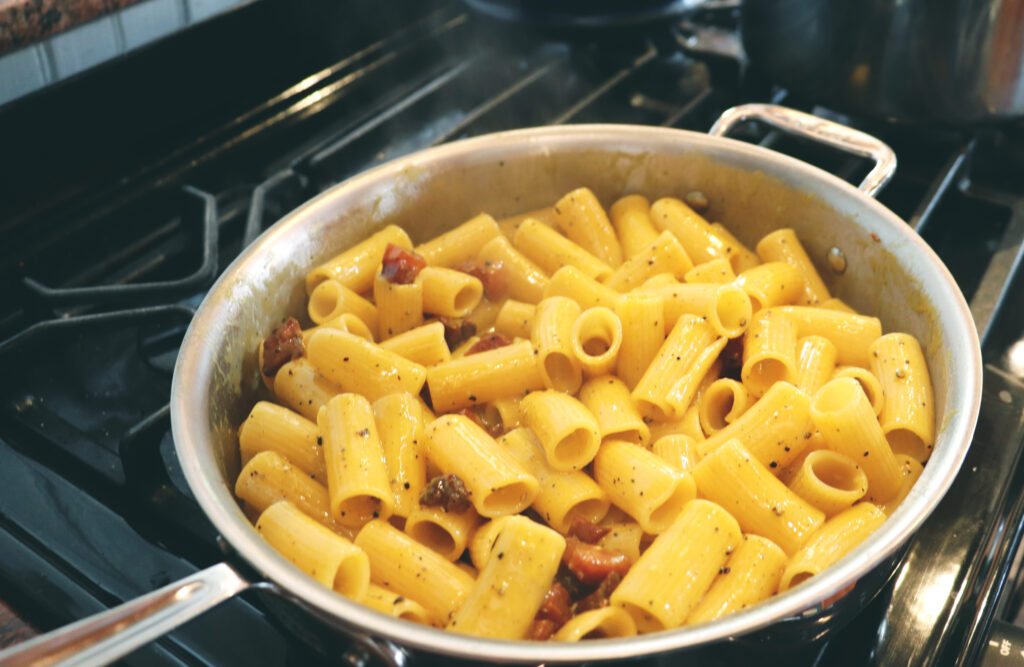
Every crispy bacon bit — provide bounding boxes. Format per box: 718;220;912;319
527;619;559;641
261;317;304;377
555;564;587;600
575;571;624;614
380;243;427;285
536;581;572;627
457;407;503;438
419;473;471;513
456;259;509;301
562;537;632;585
567;515;611;544
466;333;512;356
439;316;476;350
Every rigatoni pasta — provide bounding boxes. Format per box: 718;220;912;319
239;184;937;642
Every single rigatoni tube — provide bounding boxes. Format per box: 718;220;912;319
819;297;857;313
632;315;717;421
373;274;423;340
708;222;762;273
640;273;679;290
610;194;659;258
756;228;831;306
519;390;601;472
686;534;787;624
513;217;613;282
235;451;351;538
615;291;664;390
355;519;475;626
594;439;696;533
468;515;516;570
787;449;868;517
554;607;638;641
780;503;887;591
605;230;693;292
500;427;609;532
414;213;500;268
665;336;727;416
378;321;451;367
795;335;838;395
570;307;623;378
771;306;882;367
878;454;925;515
477;236;548;304
532;296;584;393
372;393;427;519
649;197;728;265
698;382;812;470
553;187;624;267
579;376;650;446
447;516;566;638
319;394;395;527
493;299;535;339
465;297;502;333
810;377;902;503
734;261;805;311
256;501;370;599
685;258;736;284
869;333;936;462
425;415;539;517
483;396;521;432
544;266;621;310
641;282;752;338
698;378;749;436
308;279;379;331
611;499;741;632
693;439;825;556
497;206;559;239
416;266;483;318
653;435;700;473
832;365;884;416
742;309;799;398
426;340;544;412
404;503;481;561
307;329;426;402
362;584;431;624
599;522;645;562
301;313;375;347
305;224;412;294
239;401;326;482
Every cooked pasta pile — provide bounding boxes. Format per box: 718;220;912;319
236;186;934;640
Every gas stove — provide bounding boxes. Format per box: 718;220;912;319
2;1;1024;665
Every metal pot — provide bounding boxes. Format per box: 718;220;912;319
0;105;982;665
742;0;1024;124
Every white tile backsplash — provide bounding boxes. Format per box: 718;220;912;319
118;0;186;51
0;45;49;107
48;16;120;78
186;0;241;22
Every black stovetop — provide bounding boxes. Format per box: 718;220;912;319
2;1;1024;665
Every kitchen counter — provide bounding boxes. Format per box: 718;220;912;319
0;0;145;54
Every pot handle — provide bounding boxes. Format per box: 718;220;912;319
0;562;250;667
709;104;897;198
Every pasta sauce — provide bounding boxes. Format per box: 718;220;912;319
235;187;935;641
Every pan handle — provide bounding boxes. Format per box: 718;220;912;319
0;562;250;667
709;103;897;198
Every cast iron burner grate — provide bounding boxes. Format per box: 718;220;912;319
1;0;1024;665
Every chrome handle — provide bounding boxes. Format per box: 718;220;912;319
0;563;249;667
709;103;897;198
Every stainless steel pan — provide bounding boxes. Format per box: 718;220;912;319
0;105;982;666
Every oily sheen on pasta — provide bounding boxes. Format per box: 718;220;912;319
236;186;936;641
